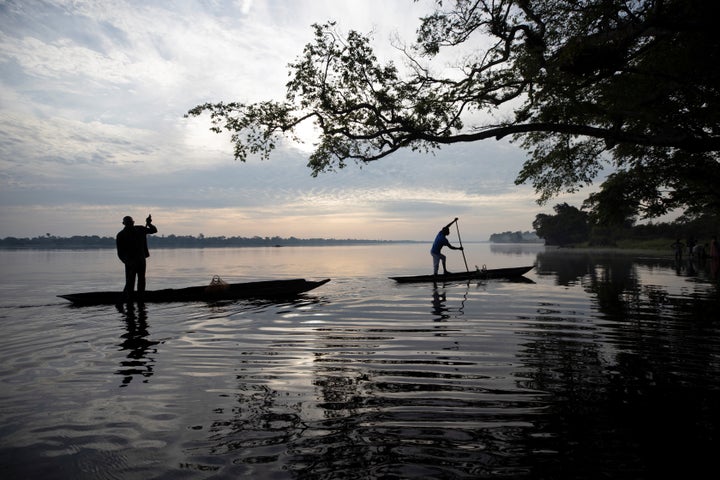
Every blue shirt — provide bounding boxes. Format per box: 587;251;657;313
431;231;450;254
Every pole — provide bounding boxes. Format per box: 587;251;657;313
454;218;469;272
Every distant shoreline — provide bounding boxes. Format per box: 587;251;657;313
0;236;426;250
0;234;553;250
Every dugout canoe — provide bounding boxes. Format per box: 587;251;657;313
389;265;534;283
58;278;331;305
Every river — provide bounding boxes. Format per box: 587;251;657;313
0;243;718;479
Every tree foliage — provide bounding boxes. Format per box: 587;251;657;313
533;203;590;246
187;0;720;217
583;170;640;227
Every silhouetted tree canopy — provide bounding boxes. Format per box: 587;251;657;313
187;0;720;218
583;171;640;228
533;203;590;246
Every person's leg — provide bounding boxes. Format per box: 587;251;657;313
432;253;440;275
440;253;449;274
123;261;137;300
136;259;147;295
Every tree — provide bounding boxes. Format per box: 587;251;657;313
533;203;590;246
583;171;639;228
187;0;720;217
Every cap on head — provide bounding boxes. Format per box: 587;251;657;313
122;216;134;225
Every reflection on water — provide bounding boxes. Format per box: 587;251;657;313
431;287;449;320
116;302;158;387
525;250;719;478
490;242;546;257
0;246;718;479
431;283;469;321
536;249;719;322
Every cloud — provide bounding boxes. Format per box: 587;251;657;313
0;0;574;241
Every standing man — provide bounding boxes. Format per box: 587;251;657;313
431;218;463;275
671;238;684;262
117;214;157;301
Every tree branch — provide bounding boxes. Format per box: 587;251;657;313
411;123;720;153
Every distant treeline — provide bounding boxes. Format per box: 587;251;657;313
0;234;418;249
488;231;543;244
533;203;719;248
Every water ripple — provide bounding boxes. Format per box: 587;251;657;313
2;247;719;479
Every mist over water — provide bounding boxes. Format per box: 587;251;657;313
1;244;718;479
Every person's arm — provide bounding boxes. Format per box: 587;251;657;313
442;238;463;250
145;214;157;234
444;218;458;230
443;219;463;250
116;233;126;263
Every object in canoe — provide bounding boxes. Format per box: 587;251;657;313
389;265;534;283
58;278;331;305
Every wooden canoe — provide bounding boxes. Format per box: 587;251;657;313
389;266;534;283
58;278;331;305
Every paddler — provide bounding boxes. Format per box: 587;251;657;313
431;219;463;275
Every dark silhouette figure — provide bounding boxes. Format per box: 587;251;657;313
687;236;696;257
431;220;463;275
116;214;157;301
671;238;684;262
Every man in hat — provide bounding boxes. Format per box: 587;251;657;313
116;214;158;301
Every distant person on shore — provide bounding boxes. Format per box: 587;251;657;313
117;214;157;301
671;239;684;261
431;219;463;275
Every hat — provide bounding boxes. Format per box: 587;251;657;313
122;216;134;225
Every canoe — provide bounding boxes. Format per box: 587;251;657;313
58;278;331;305
389;265;534;283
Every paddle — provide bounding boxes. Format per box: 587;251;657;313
450;217;470;272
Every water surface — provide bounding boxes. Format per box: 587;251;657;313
1;244;718;479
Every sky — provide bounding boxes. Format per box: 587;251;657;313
0;0;589;241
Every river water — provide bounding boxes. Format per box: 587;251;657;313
0;243;718;479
